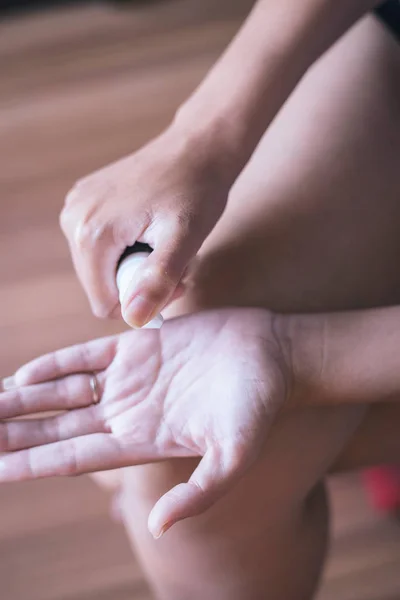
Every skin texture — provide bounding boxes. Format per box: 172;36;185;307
0;309;289;538
5;301;400;538
60;130;230;324
117;15;400;600
60;0;378;327
289;306;400;410
1;13;399;600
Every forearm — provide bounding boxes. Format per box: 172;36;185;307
174;0;379;182
287;305;400;407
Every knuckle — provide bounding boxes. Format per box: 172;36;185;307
73;219;96;251
61;178;96;236
160;210;192;242
63;180;85;214
57;440;79;476
56;377;75;409
59;197;77;234
59;206;69;234
65;177;91;205
73;215;109;252
64;186;78;208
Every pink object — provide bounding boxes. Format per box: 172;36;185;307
363;466;400;512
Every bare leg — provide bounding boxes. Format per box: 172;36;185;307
119;16;400;600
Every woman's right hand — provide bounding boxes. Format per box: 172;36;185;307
60;125;232;327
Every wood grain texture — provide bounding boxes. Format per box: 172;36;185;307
1;2;400;598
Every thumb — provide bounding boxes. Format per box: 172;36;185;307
147;442;251;539
121;230;196;328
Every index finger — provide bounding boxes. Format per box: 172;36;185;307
61;206;122;318
60;184;146;319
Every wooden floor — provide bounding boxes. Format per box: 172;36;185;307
1;1;400;598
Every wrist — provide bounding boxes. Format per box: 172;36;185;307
280;306;400;410
171;104;244;189
173;0;375;190
276;312;326;409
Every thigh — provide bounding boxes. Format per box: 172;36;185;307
194;19;400;314
121;15;400;600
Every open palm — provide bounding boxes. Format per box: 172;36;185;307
0;309;290;537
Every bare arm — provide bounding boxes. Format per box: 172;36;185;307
287;305;400;407
62;0;379;325
175;0;380;181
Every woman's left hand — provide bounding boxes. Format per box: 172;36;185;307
0;309;291;537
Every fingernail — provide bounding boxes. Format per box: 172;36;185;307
2;376;16;391
153;520;175;540
123;295;158;329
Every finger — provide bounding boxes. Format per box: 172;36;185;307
4;337;116;389
148;441;251;539
0;433;122;481
0;405;106;452
0;433;175;481
121;226;196;328
0;373;104;419
61;195;148;319
60;196;118;318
